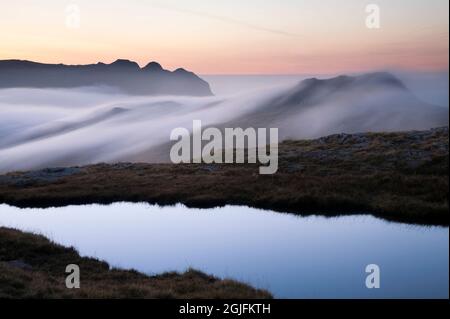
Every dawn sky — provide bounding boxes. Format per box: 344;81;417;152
0;0;448;74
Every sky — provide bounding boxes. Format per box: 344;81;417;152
0;0;448;74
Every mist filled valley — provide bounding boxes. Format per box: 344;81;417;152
0;71;448;173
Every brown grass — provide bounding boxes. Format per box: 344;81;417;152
0;128;448;225
0;227;272;299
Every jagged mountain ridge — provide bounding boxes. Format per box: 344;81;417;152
0;59;212;96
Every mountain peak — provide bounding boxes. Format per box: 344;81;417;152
174;68;190;74
110;59;140;69
143;61;164;72
356;72;405;89
299;72;405;91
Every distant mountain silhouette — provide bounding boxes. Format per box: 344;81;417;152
224;72;449;138
0;59;212;96
265;72;408;111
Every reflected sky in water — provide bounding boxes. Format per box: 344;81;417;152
0;203;448;298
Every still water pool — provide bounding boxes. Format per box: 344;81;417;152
0;203;448;298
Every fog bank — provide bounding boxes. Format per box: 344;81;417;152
0;72;448;173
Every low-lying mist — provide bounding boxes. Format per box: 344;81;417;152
0;72;448;173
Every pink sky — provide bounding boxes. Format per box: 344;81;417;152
0;0;448;74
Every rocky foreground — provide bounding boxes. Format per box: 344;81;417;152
0;127;448;225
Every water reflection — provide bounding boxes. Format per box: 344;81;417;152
0;203;448;298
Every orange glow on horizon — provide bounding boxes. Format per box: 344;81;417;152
0;0;448;75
